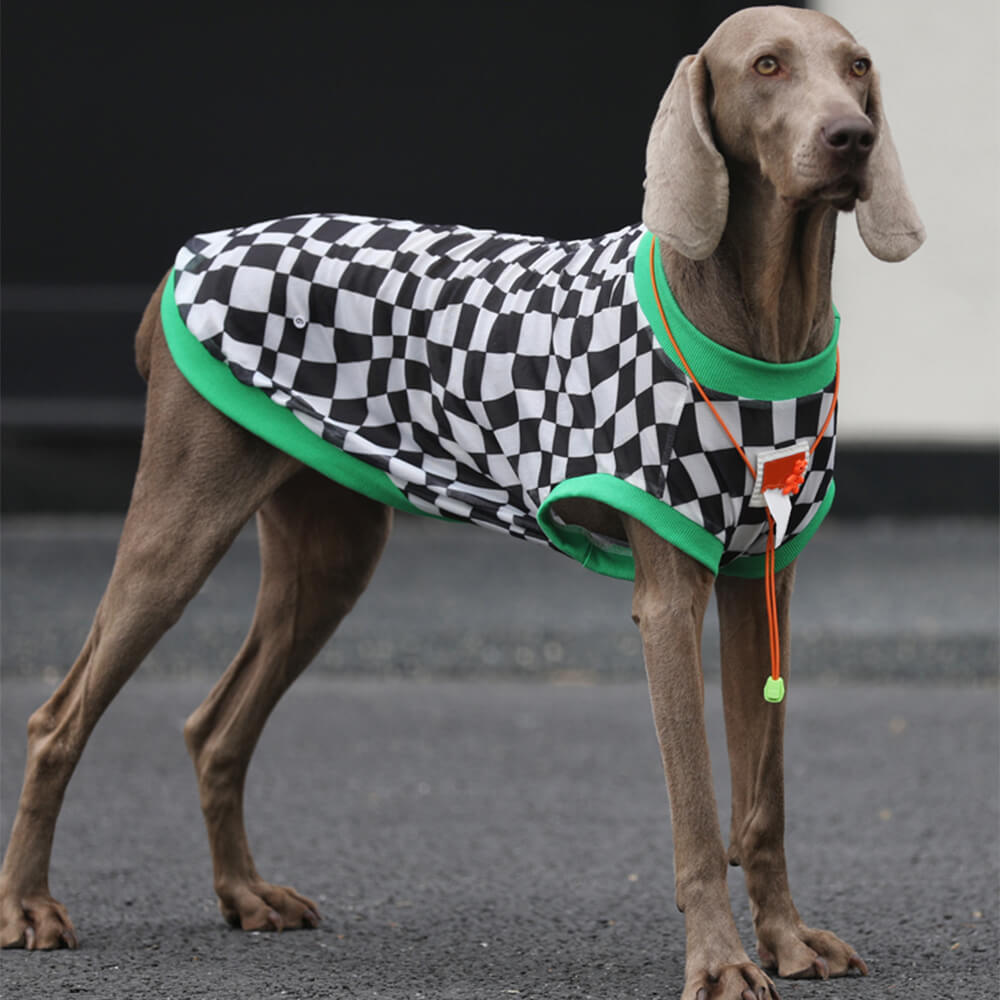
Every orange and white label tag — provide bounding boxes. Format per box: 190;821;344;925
750;443;811;548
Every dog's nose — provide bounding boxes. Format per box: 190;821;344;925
820;117;875;161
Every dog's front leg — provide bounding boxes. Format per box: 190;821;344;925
716;570;868;981
626;519;777;1000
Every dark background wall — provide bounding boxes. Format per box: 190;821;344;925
1;2;755;396
2;1;994;512
5;3;752;286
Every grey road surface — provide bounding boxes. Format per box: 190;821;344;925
2;514;997;684
1;514;998;1000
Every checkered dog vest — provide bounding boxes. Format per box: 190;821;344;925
163;214;838;581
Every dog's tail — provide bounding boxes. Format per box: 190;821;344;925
135;272;171;382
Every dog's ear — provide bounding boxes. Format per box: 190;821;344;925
855;69;926;261
642;54;729;260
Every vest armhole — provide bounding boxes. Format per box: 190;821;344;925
536;475;724;581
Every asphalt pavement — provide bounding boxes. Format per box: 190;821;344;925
1;513;997;1000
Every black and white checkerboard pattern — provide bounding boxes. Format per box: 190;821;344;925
173;214;835;568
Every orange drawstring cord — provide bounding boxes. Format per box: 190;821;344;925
646;238;839;702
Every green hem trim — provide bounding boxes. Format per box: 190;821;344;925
537;475;724;581
537;475;835;581
719;481;836;579
160;269;434;519
632;231;839;400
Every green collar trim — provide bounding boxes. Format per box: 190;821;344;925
632;230;839;401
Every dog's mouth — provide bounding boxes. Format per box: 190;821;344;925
818;178;861;210
785;174;867;212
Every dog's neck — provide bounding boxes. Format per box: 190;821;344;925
662;170;840;364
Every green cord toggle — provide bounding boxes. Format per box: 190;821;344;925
763;676;785;703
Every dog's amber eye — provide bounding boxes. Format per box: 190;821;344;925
850;58;870;78
754;56;780;76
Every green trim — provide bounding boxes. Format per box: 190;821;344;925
719;480;837;579
160;269;434;519
538;475;725;581
537;474;835;582
632;230;839;401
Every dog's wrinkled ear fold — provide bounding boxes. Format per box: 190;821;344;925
642;54;728;260
856;70;926;261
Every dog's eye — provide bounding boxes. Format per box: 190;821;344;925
754;56;780;76
850;58;871;78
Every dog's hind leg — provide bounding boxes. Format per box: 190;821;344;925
0;302;300;949
182;469;391;933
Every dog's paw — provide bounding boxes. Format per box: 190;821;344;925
0;890;79;950
217;879;321;933
682;960;779;1000
756;921;868;979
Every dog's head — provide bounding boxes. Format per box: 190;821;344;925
642;6;925;262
